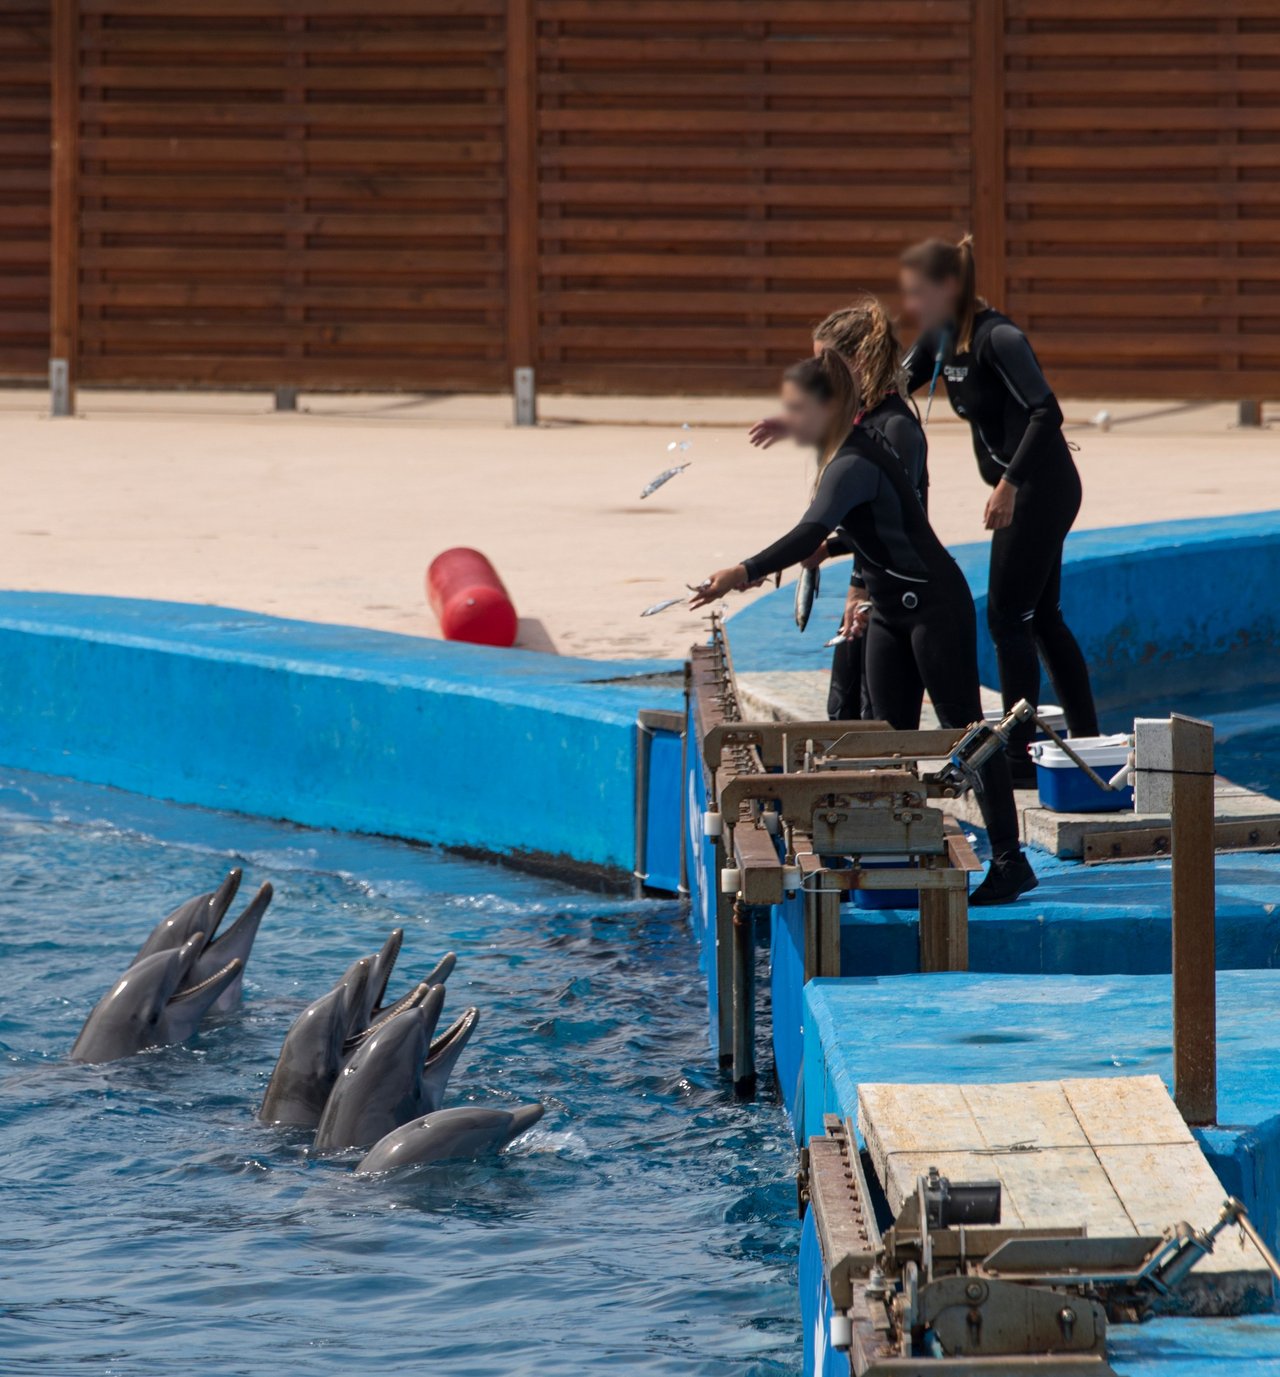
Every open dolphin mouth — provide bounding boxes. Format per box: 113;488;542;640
428;1007;479;1059
168;958;241;1002
343;980;438;1056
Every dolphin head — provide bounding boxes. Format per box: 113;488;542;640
186;881;273;1015
70;934;243;1064
313;989;445;1154
129;869;243;967
354;1103;545;1177
258;959;372;1128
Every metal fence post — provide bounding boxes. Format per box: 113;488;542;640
50;0;79;417
513;366;536;426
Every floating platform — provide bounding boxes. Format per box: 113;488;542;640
859;1073;1270;1313
801;972;1280;1256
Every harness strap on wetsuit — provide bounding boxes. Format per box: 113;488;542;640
922;325;952;428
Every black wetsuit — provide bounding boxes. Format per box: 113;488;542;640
905;309;1099;765
740;424;1020;858
826;394;927;722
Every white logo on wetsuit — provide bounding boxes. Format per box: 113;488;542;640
944;365;968;383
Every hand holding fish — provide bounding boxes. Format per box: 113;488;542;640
688;565;749;610
839;589;872;640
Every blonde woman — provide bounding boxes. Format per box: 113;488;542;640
692;350;1035;905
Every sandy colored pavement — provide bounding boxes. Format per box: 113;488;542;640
0;388;1275;662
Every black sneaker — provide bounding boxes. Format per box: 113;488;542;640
970;852;1039;906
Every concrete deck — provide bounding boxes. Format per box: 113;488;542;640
0;388;1275;663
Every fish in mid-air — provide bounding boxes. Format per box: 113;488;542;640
640;596;686;617
639;462;691;499
794;565;820;631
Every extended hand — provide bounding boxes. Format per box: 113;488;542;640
983;479;1017;531
747;416;790;449
688;565;749;609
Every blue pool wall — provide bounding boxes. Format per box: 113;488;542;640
727;510;1280;708
0;593;680;875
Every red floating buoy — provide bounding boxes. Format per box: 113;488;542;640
426;547;518;648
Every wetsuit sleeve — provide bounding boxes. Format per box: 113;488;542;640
984;321;1064;488
902;332;937;394
740;455;878;583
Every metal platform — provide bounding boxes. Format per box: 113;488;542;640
858;1074;1272;1317
736;670;1280;861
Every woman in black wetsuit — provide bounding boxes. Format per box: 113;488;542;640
748;297;927;724
899;236;1099;781
692;349;1036;905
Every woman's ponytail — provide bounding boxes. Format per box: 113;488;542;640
814;295;908;410
954;233;978;353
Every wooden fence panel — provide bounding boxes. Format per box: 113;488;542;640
7;1;1279;397
0;0;50;379
530;0;976;393
71;0;509;390
1001;0;1280;400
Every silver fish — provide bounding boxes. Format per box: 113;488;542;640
639;462;691;499
640;596;685;617
794;565;820;631
823;632;849;648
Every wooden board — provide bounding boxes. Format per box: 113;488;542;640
859;1074;1270;1311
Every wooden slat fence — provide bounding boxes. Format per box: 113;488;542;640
0;0;50;378
3;0;1275;398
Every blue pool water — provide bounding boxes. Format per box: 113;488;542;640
0;771;800;1376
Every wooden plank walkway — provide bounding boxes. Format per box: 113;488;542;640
859;1074;1271;1314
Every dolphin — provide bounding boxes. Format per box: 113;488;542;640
257;958;373;1128
130;868;243;965
258;932;458;1131
129;869;274;1013
70;933;243;1064
354;1104;545;1177
314;989;479;1153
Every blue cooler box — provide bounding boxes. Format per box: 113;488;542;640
1031;735;1134;813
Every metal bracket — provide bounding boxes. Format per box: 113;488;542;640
1083;817;1280;864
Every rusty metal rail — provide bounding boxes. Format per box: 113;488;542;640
689;616;975;1094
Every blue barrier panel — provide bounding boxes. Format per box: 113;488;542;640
727;510;1280;709
642;724;684;893
0;593;680;873
770;893;807;1125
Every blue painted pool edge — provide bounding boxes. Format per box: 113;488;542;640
0;593;681;875
727;509;1280;706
